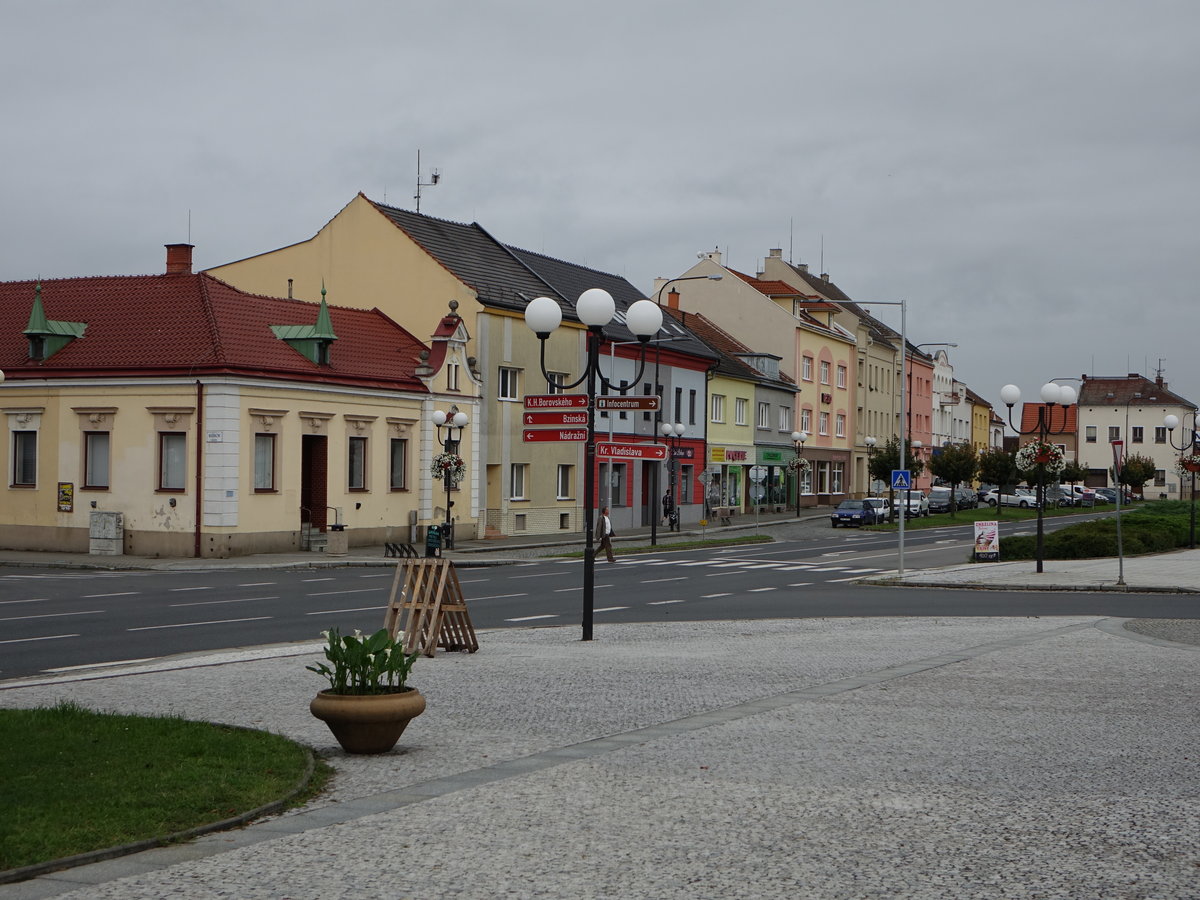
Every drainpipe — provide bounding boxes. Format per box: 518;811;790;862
195;380;203;558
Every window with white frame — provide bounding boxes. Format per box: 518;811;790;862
800;408;812;434
159;432;186;491
835;414;846;438
1132;426;1144;444
819;411;830;436
816;460;830;493
556;464;573;499
348;436;368;490
84;432;111;489
711;394;725;423
802;357;813;381
610;463;627;506
1155;426;1167;444
12;431;37;487
756;402;770;429
734;398;747;426
831;462;844;493
253;434;276;491
1154;469;1167;487
389;438;408;490
1086;426;1097;443
1108;426;1120;442
820;360;831;385
510;463;527;499
689;390;697;425
779;406;792;433
836;364;847;389
498;367;520;401
447;363;460;391
547;372;567;395
680;464;693;503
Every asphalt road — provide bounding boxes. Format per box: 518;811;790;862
4;511;1186;681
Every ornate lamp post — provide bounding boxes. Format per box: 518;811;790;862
999;381;1077;573
430;408;468;549
790;431;809;516
1164;412;1200;549
525;289;664;641
659;421;686;531
864;436;877;496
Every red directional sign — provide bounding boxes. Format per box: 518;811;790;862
595;395;659;411
596;442;668;461
522;410;589;427
523;429;588;443
524;394;588;410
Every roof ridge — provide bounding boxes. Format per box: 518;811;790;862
196;274;228;365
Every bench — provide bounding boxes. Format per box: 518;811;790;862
711;506;736;525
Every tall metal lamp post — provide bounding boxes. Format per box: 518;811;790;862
431;409;468;548
999;381;1077;573
1164;412;1200;549
790;431;808;516
659;421;686;531
525;289;664;641
864;436;877;496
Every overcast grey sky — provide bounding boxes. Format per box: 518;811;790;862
4;1;1198;411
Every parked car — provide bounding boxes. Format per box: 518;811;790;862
1093;488;1120;504
902;490;930;518
928;487;974;513
830;497;890;528
983;488;1042;508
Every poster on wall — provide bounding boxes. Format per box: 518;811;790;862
973;520;999;562
57;482;74;513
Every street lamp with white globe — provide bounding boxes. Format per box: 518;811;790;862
525;289;664;641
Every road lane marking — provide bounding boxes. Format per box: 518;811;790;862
787;583;813;587
0;598;48;605
511;572;568;579
506;614;558;622
641;577;687;584
128;616;272;631
171;597;277;607
0;610;105;622
82;592;140;598
748;587;776;592
359;573;391;578
648;599;686;605
46;656;158;672
700;593;732;599
828;575;869;583
704;571;742;577
301;578;336;583
307;588;385;597
168;586;212;592
306;606;386;615
0;633;80;645
593;606;629;612
238;582;276;587
464;593;528;601
553;585;612;592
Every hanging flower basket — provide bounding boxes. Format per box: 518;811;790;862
786;456;811;474
430;452;466;485
1016;440;1065;474
1176;453;1200;475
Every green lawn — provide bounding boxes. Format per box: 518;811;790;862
0;702;328;875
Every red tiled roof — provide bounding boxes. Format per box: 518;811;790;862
1019;403;1077;433
0;273;428;392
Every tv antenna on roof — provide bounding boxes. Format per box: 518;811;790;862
414;150;440;213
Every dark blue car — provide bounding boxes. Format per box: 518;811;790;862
830;498;889;527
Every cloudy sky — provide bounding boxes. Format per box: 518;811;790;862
5;1;1198;412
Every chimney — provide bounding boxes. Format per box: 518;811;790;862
821;272;830;282
797;263;809;273
667;287;680;310
165;243;194;275
769;248;782;258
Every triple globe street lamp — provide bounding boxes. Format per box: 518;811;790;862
430;408;469;551
525;288;664;641
1164;412;1200;549
999;381;1077;574
789;430;808;517
659;422;686;531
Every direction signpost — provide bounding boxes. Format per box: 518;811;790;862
596;442;668;461
595;396;659;411
522;410;589;427
524;394;588;409
522;429;587;443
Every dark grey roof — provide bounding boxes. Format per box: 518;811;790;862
371;199;715;362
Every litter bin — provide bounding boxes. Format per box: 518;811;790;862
326;523;348;556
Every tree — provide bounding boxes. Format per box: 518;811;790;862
867;437;926;522
1118;453;1157;497
1060;460;1087;486
977;449;1020;518
926;442;979;516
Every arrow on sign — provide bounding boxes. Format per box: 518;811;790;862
523;411;589;426
523;429;588;443
597;442;668;460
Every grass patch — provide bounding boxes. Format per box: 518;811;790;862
999;500;1196;560
0;701;328;874
867;503;1089;532
557;534;773;558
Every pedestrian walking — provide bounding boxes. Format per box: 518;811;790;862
597;506;616;563
662;490;675;528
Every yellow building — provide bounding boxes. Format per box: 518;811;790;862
209;195;717;535
0;245;463;557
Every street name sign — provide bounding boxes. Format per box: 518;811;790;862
595;395;660;411
524;394;588;409
522;411;589;427
596;442;668;461
523;429;588;443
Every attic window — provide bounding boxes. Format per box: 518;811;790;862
270;284;337;365
24;283;87;362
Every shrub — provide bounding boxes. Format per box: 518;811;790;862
998;501;1194;560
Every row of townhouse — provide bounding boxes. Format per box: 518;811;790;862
1013;372;1198;499
1;195;1009;557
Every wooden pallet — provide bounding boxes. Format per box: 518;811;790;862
383;558;478;657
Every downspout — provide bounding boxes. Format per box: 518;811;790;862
195;380;203;558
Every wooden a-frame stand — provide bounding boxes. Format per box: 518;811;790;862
383;558;478;657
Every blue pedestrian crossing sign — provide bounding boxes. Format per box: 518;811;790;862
891;469;912;490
